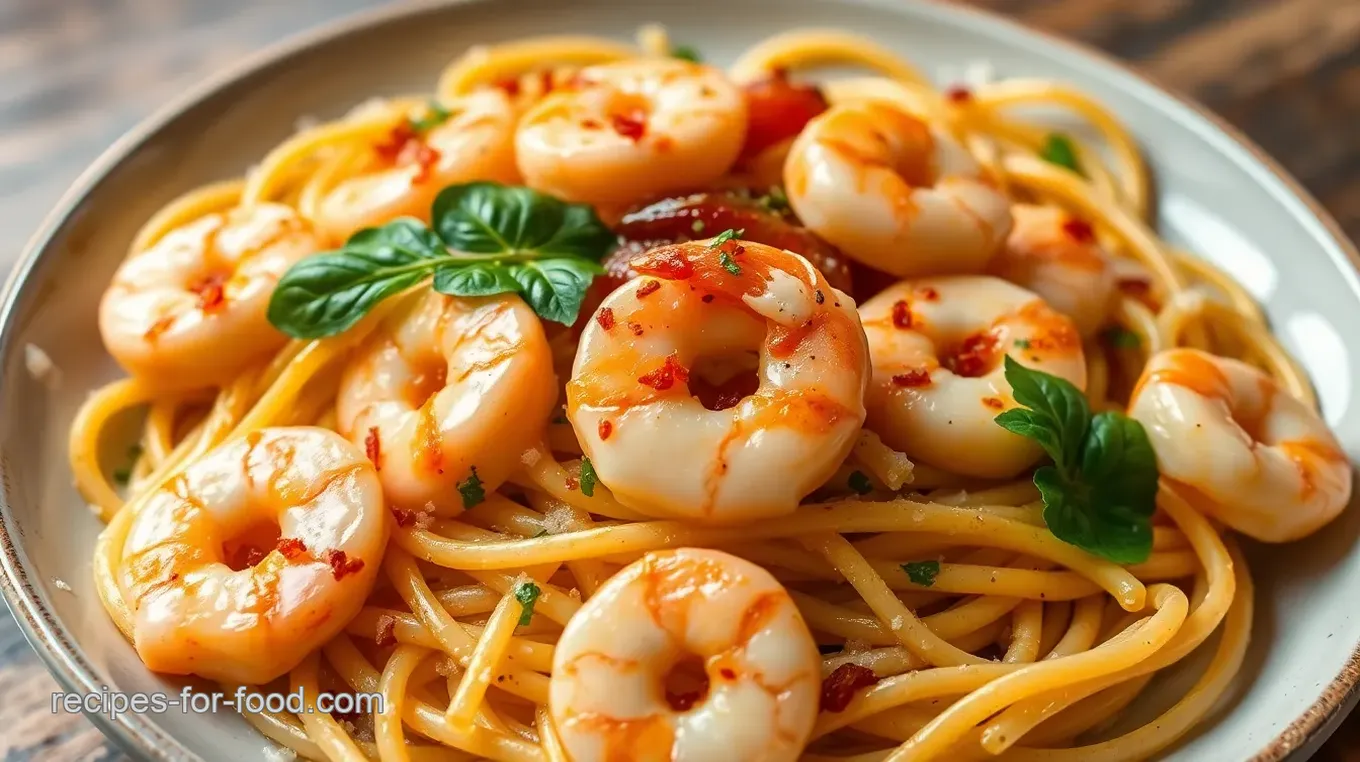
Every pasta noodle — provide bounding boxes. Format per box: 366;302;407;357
69;24;1348;762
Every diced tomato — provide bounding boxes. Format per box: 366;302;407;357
740;72;828;162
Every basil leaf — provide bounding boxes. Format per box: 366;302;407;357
514;581;541;626
267;219;444;339
432;261;520;296
1040;133;1082;175
512;258;604;324
457;467;485;509
1036;461;1153;565
432;182;614;261
902;560;940;587
1000;356;1089;469
1084;411;1160;513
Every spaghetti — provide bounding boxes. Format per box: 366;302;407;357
70;25;1350;762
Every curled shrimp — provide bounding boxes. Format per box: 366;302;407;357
335;291;557;513
784;100;1012;277
316;90;520;244
515;59;747;208
1129;348;1351;542
99;203;321;390
988;203;1119;337
550;548;821;762
119;427;387;684
860;276;1086;479
567;238;869;523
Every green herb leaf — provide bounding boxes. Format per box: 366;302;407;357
430;260;520;296
514;581;541;626
432;182;614;262
847;470;873;495
993;359;1159;564
902;560;941;587
267;219;446;339
457;467;485;509
579;457;598;498
671;45;702;63
709;228;744;249
1040;133;1082;175
1102;326;1141;349
719;250;742;275
112;467;131;485
757;185;790;213
408;101;452;133
1014;338;1031;349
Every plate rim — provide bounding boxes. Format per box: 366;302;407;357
1;0;1357;759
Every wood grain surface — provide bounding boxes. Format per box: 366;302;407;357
1;0;1358;759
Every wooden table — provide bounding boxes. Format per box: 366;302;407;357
1;0;1357;758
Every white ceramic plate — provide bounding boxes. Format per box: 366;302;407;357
3;1;1359;759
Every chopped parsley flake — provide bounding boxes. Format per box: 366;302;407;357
408;101;452;132
719;251;742;275
709;228;744;248
847;470;873;495
457;467;485;508
1014;338;1032;349
902;560;941;587
514;581;541;626
758;185;790;213
112;468;131;485
1039;133;1082;175
671;45;702;63
579;457;598;497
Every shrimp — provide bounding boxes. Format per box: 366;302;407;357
784;100;1012;277
1129;348;1351;542
860;276;1086;479
515;59;747;208
335;291;557;513
567;239;869;523
988;203;1118;337
550;548;820;762
118;427;386;684
99;203;321;390
315;90;520;244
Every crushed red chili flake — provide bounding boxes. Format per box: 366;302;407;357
392;508;416;527
276;537;308;560
944;332;1000;378
564;476;580;491
701;294;715;303
189;272;229;313
375;613;397;647
408;143;442;184
945;85;973;104
364;426;381;470
582;118;604;130
493;77;522;97
628;321;645;336
1062;217;1096;243
815;290;825;305
636;280;661;298
917;286;940;301
598;419;613;441
373;123;417;162
891;300;914;329
596;307;616;331
891;369;932;387
631;248;695;280
144;315;175;341
820;663;880;712
719;668;737;680
638;354;690;391
325;549;365;581
610;110;647;141
983;396;1005;410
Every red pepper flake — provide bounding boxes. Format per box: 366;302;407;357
983;396;1005;410
375;613;397;647
891;300;914;329
325;549;365;581
188;271;229;313
596;307;616;331
638;353;690;391
631;248;695;280
374;123;417;162
392;508;416;527
144;315;175;341
945;85;973;104
581;118;604;130
610;110;647;142
598;419;613;441
565;476;580;491
891;369;932;387
408;143;442;184
944;332;1000;378
701;294;715;304
820;663;880;712
719;668;737;680
1062;217;1096;243
636;280;661;298
493;77;522;97
918;286;940;301
276;537;308;560
628;321;645;336
364;426;382;470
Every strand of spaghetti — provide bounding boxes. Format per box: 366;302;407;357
930;481;1040;509
887;583;1188;760
384;549;550;704
129;179;244;254
1114;294;1166;355
375;641;419;762
811;663;1019;738
868;559;1101;600
230;685;326;761
428;522;578;624
463;495;552;537
346;609;554;671
802;532;987;666
820;77;948;123
393;499;1146;608
978;482;1234;751
531;497;612;598
727;29;931;85
435;36;638;98
297;144;366;222
1172;248;1266;323
849;705;941;743
1021;673;1155;747
973;113;1123;207
822;622;1007;679
68;378;159;518
290;651;368;762
1044;594;1105;659
851;532;961;559
1005;541;1252;761
1035;601;1073;658
515;444;652;521
240;110;409;205
973;80;1147;217
325;637;539;761
795;585;1022;646
535;706;570;762
446;578;527;732
1004;601;1044;663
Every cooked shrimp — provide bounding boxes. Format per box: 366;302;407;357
1129;348;1351;542
515;59;747;208
860;276;1086;479
119;427;386;684
99;203;321;390
567;238;869;522
989;203;1118;337
335;291;557;513
550;548;820;762
784;100;1012;277
316;90;520;244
